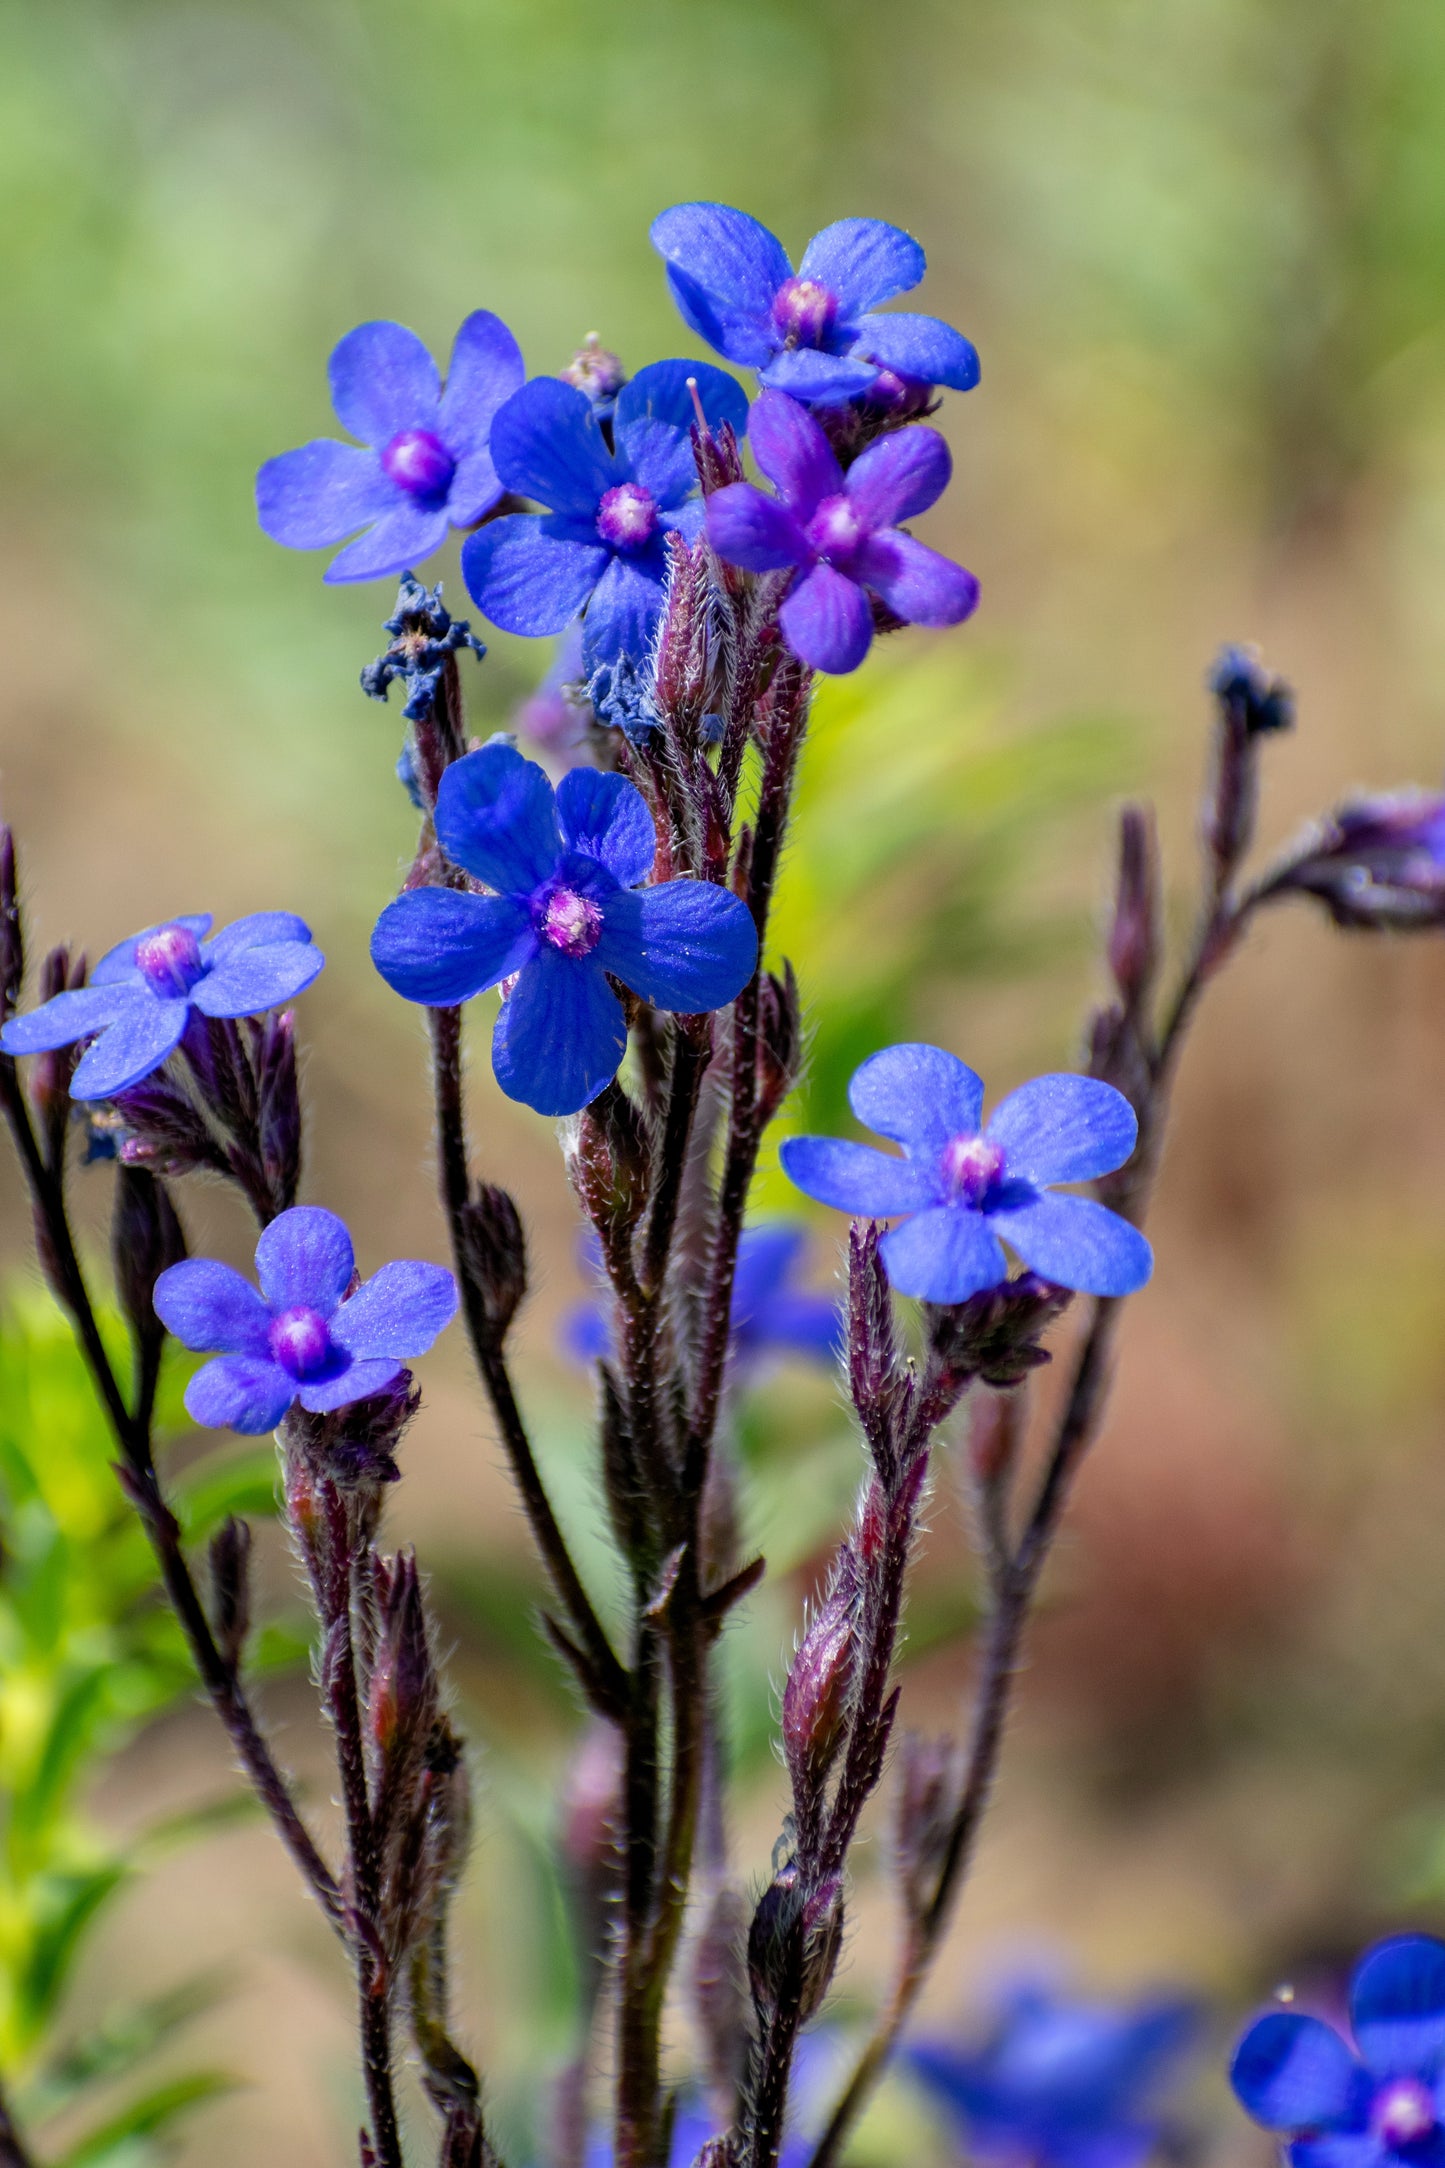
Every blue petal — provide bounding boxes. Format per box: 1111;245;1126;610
733;1225;807;1310
1352;1938;1445;2080
330;1260;458;1360
706;482;808;573
0;983;136;1057
296;1357;403;1415
755;1290;843;1363
880;1204;1007;1303
555;769;657;887
758;347;881;406
562;1300;613;1365
1231;2014;1367;2133
748;390;845;515
193;940;325;1018
434;742;563;895
371;888;535;1006
92;915;212;986
662;265;778;368
323;499;451;583
203;913;311;963
849;1043;985;1156
650;202;792;323
439;308;526;521
798;218;926;314
256;440;400;549
594;878;758;1013
185;1355;295;1435
491;950;627;1116
849;310;981;391
780;1136;938;1217
615;358;749;463
855;532;979;628
70;995;190;1099
255;1205;355;1315
580;548;669;668
462;513;608;636
845;426;952;529
616;418;698;514
328;320;440;445
1291;2138;1389;2168
984;1075;1139;1187
153;1259;272;1355
778;563;873;673
489;376;617;515
986;1192;1152;1296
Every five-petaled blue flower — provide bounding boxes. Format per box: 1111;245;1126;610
650;202;980;409
461;358;749;670
370;741;758;1117
566;1222;841;1371
256;313;525;583
1232;1934;1445;2168
908;1975;1198;2168
706;390;978;674
780;1044;1151;1305
154;1205;457;1434
0;913;325;1101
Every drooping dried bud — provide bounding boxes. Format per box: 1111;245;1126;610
756;961;802;1123
0;824;22;1026
1204;644;1294;878
111;1165;188;1349
455;1181;527;1344
209;1515;253;1672
782;1569;861;1803
1262;792;1445;931
1108;805;1160;1013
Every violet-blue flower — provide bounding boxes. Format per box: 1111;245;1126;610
566;1222;841;1370
369;740;758;1117
1232;1934;1445;2168
154;1205;456;1435
0;912;324;1101
705;391;978;674
780;1044;1151;1304
256;312;525;583
460;359;749;669
908;1976;1198;2168
650;202;980;408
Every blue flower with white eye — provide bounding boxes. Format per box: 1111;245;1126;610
256;313;525;582
369;740;758;1118
154;1205;457;1435
908;1975;1199;2168
0;913;324;1100
566;1222;841;1371
650;202;980;408
1232;1935;1445;2168
460;358;748;669
781;1044;1151;1305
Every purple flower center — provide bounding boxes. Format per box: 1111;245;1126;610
941;1134;1006;1208
380;428;457;502
596;483;659;552
540;886;604;958
807;494;865;564
1374;2080;1438;2150
134;924;206;998
772;275;839;349
269;1305;334;1380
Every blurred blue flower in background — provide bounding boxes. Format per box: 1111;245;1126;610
908;1973;1199;2168
565;1222;841;1372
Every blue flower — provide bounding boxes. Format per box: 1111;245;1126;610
1232;1935;1445;2168
154;1205;457;1434
909;1976;1198;2168
0;913;324;1101
566;1222;841;1370
370;741;758;1117
257;313;525;583
706;391;978;674
650;202;980;409
780;1044;1152;1305
461;359;749;669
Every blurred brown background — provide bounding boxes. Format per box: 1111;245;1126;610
6;0;1445;2162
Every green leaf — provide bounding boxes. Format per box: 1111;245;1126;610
59;2070;237;2167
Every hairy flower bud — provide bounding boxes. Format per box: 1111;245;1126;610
368;1550;438;1792
1108;805;1160;1013
253;1009;302;1212
756;961;802;1122
209;1515;253;1672
112;1165;188;1352
565;1081;649;1236
0;824;21;1027
111;1072;221;1178
848;1220;908;1481
1264;792;1445;931
455;1181;527;1344
783;1573;860;1803
893;1730;963;1922
1204;644;1293;878
927;1271;1073;1391
30;946;85;1157
747;1865;844;2026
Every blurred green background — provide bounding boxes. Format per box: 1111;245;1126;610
6;0;1445;2162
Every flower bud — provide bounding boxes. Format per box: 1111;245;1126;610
926;1271;1073;1390
565;1081;649;1237
209;1514;253;1672
747;1865;843;2026
112;1073;220;1178
561;333;627;415
0;824;22;1026
848;1221;907;1479
782;1576;860;1801
1204;644;1293;877
254;1009;302;1212
30;947;84;1155
112;1165;188;1351
893;1731;962;1922
756;962;801;1123
1266;792;1445;930
368;1550;438;1792
1107;805;1160;1012
455;1181;527;1345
